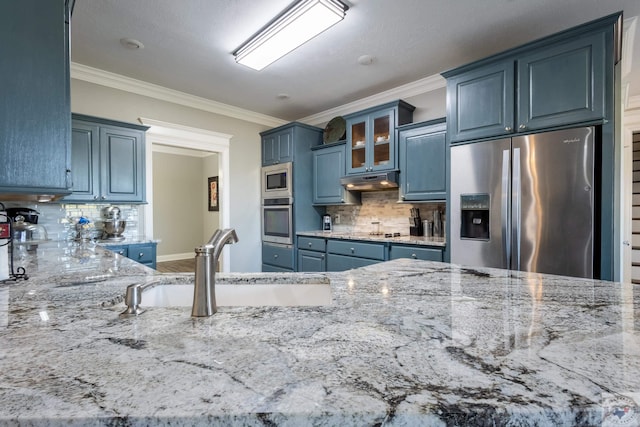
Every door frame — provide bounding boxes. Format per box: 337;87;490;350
622;109;640;283
138;117;233;272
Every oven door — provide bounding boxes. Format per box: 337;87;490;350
261;204;293;245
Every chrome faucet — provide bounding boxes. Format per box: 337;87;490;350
192;228;238;317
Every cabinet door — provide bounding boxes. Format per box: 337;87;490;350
261;135;277;166
65;122;101;202
276;131;293;163
261;130;293;166
517;31;606;131
313;145;347;204
298;249;326;272
0;0;71;194
447;60;514;143
399;125;447;201
100;126;145;202
128;243;157;269
370;108;395;172
346;116;368;174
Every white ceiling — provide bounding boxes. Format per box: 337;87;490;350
71;0;640;123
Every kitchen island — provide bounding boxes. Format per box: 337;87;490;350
1;241;639;426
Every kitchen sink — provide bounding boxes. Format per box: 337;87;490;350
141;282;332;307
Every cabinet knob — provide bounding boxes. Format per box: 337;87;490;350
308;242;312;247
93;196;99;200
505;127;512;132
519;124;527;130
341;199;344;203
274;254;279;258
350;248;355;253
321;255;325;260
138;252;144;258
411;254;417;259
118;250;125;255
101;196;107;200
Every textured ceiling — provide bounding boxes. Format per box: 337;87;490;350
71;0;640;122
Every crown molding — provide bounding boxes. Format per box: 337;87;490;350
298;74;446;126
70;62;287;128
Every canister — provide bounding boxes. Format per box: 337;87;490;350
423;220;433;237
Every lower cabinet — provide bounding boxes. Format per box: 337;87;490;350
104;242;157;269
262;243;294;272
326;239;387;272
389;244;443;261
297;236;326;272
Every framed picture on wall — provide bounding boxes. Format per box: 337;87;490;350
208;176;219;211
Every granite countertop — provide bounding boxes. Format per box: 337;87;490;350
298;230;446;247
1;241;639;426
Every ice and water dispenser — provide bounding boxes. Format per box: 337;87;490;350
460;194;490;240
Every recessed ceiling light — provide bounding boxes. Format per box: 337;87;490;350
120;38;144;50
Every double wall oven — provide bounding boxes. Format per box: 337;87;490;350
261;162;293;245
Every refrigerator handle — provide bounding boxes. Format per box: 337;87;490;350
512;147;521;271
501;149;510;269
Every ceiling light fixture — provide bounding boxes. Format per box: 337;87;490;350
233;0;348;71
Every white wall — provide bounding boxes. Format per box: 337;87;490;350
71;79;266;272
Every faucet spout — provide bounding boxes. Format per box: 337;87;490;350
192;228;238;317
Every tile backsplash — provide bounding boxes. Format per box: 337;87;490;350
0;202;142;241
325;190;445;236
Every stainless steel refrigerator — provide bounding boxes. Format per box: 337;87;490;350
450;127;596;279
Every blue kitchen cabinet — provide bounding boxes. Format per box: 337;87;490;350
105;242;157;269
65;114;148;203
345;101;415;175
312;142;360;205
389;244;443;262
262;243;295;272
297;236;327;271
0;0;72;197
298;249;326;272
261;128;292;166
443;14;614;143
517;31;606;132
445;60;514;143
325;239;387;271
398;119;447;201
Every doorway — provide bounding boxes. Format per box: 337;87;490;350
138;118;232;272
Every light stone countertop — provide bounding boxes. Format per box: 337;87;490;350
298;230;447;247
0;241;639;426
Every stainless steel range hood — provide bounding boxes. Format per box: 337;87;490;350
340;171;399;191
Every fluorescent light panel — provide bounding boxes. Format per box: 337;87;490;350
234;0;347;71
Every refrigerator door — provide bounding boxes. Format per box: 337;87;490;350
511;127;594;278
451;138;511;269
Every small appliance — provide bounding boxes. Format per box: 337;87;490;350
101;206;126;241
262;162;293;200
322;214;332;232
261;199;293;245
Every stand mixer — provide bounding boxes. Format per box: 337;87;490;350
101;206;126;241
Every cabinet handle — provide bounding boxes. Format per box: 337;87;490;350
93;196;99;200
519;124;526;130
118;250;125;255
274;254;279;258
308;242;312;247
101;196;107;200
350;248;355;253
138;252;144;258
341;199;344;203
505;127;512;132
411;254;417;259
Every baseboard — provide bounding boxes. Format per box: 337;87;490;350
157;252;194;263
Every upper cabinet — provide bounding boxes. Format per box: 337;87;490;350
65;114;148;203
0;0;72;198
443;13;616;144
345;101;415;174
312;142;360;205
261;128;292;166
398;119;447;202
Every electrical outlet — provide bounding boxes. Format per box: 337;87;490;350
334;214;340;224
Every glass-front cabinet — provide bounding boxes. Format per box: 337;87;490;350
345;101;414;175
